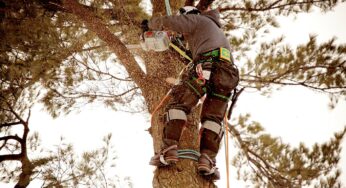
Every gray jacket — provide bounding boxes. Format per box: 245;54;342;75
148;9;230;60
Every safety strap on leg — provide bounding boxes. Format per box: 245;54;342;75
202;120;224;138
165;109;187;122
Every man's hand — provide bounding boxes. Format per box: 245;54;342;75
141;19;149;33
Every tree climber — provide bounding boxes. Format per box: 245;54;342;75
144;6;239;180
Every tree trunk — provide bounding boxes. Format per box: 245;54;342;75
149;1;217;187
14;157;34;188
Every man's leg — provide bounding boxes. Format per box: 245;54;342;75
150;70;206;166
198;96;228;179
198;61;239;178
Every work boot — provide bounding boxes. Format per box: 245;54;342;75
149;145;178;166
198;153;220;180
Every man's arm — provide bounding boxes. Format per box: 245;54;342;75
148;15;198;34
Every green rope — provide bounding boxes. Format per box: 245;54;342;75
212;92;230;101
186;81;202;97
178;149;201;156
178;155;199;161
177;149;201;161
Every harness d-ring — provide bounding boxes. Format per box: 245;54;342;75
196;63;206;85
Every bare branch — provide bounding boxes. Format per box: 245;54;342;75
0;135;22;143
0;121;22;129
72;55;132;82
50;86;139;99
5;101;25;124
0;154;22;162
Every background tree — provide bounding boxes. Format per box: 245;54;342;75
0;1;130;187
1;0;346;187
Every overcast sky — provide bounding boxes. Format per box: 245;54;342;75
1;2;346;188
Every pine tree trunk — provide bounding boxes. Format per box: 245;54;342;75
148;1;215;186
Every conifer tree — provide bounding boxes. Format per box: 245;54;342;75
1;0;345;187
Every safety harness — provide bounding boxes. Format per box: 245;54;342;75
186;47;235;102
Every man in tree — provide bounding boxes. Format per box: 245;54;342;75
145;6;239;180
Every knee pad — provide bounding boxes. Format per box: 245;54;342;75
163;109;187;142
200;120;224;154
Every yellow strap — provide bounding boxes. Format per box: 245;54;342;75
169;42;193;62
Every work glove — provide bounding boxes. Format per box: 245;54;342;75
141;19;149;33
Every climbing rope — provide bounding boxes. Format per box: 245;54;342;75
224;115;230;188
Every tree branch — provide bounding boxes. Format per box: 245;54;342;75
0;154;22;162
0;121;22;129
62;0;148;93
5;101;26;124
228;124;293;186
196;0;215;11
0;135;22;143
219;0;328;12
71;55;133;82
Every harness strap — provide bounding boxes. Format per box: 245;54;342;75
169;42;193;62
212;92;230;101
200;153;217;175
202;120;224;137
159;144;178;165
166;109;187;121
199;47;232;63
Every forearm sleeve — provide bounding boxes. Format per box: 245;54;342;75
148;15;198;33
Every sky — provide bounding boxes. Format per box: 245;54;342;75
1;1;346;188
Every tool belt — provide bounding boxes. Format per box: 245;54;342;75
197;47;233;64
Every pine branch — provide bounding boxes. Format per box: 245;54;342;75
228;125;294;186
49;86;139;99
62;0;148;92
71;55;132;82
219;0;329;12
241;76;346;93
